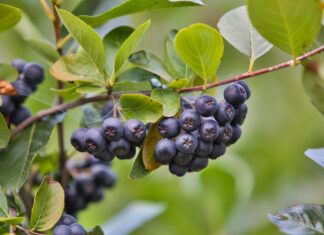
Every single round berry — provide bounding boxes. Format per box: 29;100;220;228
224;83;247;107
195;138;213;157
102;118;124;141
70;223;85;235
10;79;32;105
70;128;88;152
158;117;180;138
23;63;44;85
209;142;226;159
199;119;219;142
154;139;177;164
84;128;107;153
91;165;116;188
226;124;242;146
0;95;15;116
124;119;146;144
86;187;104;202
174;151;193;166
10;106;31;126
56;214;76;226
75;174;96;198
194;95;217;117
169;162;187;177
53;225;72;235
214;101;235;125
175;133;198;154
231;103;248;125
179;110;201;132
214;124;233;143
116;145;136;160
93;149;115;162
236;80;251;99
11;59;26;74
188;156;208;172
108;138;131;156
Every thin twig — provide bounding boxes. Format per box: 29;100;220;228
38;0;54;20
16;225;45;235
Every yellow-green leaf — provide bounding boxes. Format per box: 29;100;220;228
0;4;22;34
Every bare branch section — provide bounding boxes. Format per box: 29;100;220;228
10;45;324;138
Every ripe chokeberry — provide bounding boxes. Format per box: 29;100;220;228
175;133;198;154
84;128;107;153
75;174;96;198
87;187;104;202
154;139;177;164
174;151;193;166
169;162;187;177
179;110;201;132
189;156;208;172
124;119;146;144
108;138;131;156
53;225;72;235
56;214;76;226
70;128;88;152
23;63;44;85
236;80;251;99
226;124;242;145
224;83;247;107
214;101;235;125
102;118;124;141
91;165;116;188
215;124;233;143
0;95;15;116
195;138;213;157
11;59;26;74
93;149;115;162
209;142;226;159
158;117;180;138
199;119;219;142
11;79;32;105
70;223;85;235
10;106;31;126
194;95;217;117
231;103;248;125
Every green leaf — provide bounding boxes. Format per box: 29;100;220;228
174;23;224;87
247;0;322;59
114;20;151;75
120;94;163;123
116;67;156;83
202;75;218;97
50;48;102;84
268;204;324;234
56;8;105;75
0;4;22;34
218;6;273;60
80;0;205;27
0;113;65;191
81;105;102;129
112;81;152;93
25;38;60;63
305;148;324;168
0;63;18;82
50;85;80;94
0;187;8;217
129;50;173;82
0;114;9;149
76;85;106;94
168;78;190;90
86;226;104;235
151;89;180;117
129;146;151;179
0;217;24;226
103;26;134;79
30;176;64;232
164;30;195;80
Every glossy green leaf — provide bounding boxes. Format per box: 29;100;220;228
56;8;105;75
129;146;150;179
151;89;180;117
174;23;224;85
0;4;22;34
86;226;104;235
268;204;324;234
0;114;9;149
305;148;324;168
0;187;8;217
25;38;60;63
0;113;65;191
81;105;102;129
80;0;204;26
0;217;24;226
218;6;273;60
50;48;102;84
30;176;64;231
129;50;173;82
103;26;134;79
168;78;190;90
114;20;151;74
0;63;18;82
116;67;156;83
112;81;152;93
120;94;163;123
164;30;195;80
247;0;322;58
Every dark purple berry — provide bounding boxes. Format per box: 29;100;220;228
124;119;146;144
232;103;248;125
75;174;96;198
116;145;136;160
179;110;201;132
214;101;235;125
91;165;116;188
11;79;32;105
214;124;233;143
23;63;44;85
11;59;26;74
195;138;213;157
188;156;208;172
0;95;15;116
209;142;226;159
10;106;31;126
158;117;180;138
154;139;177;164
87;187;104;202
175;133;198;154
70;223;85;235
70;128;88;152
65;187;86;213
174;151;193;166
224;83;247;107
199;119;219;142
84;128;106;153
102;118;124;141
169;162;187;177
53;225;72;235
93;149;115;162
56;214;76;226
108;138;131;156
236;80;251;99
226;124;242;146
194;95;217;117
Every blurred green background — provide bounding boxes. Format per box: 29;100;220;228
0;0;324;234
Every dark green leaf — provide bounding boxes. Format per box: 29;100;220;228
116;67;156;83
25;38;60;63
151;89;180;117
0;63;18;82
0;217;24;226
305;148;324;168
0;113;65;191
112;81;152;92
80;0;205;27
248;0;322;58
0;113;9;149
0;4;22;34
81;105;102;128
0;187;8;217
30;176;64;232
129;50;173;82
120;94;163;123
268;203;324;234
86;226;104;235
168;78;190;90
129;146;150;179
